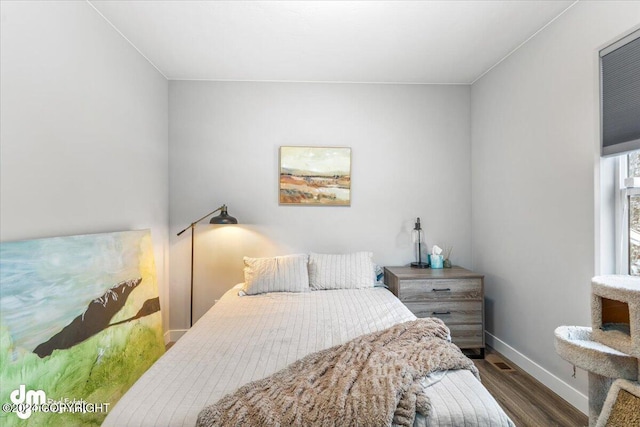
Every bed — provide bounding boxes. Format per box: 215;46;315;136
103;284;514;426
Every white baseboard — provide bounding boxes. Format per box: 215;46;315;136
485;332;588;415
165;329;188;344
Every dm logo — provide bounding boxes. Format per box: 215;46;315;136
10;385;46;419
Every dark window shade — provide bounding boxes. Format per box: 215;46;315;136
601;30;640;157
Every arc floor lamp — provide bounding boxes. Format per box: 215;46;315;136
177;205;238;326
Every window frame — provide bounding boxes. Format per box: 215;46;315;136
616;153;640;275
615;156;627;274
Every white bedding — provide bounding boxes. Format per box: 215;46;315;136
104;286;513;427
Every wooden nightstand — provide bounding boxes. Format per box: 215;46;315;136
384;266;485;358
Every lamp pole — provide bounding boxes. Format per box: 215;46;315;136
177;205;237;326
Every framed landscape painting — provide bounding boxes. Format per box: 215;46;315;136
279;146;351;206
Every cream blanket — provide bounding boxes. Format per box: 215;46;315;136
197;318;478;427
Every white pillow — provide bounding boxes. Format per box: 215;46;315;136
308;252;376;290
242;254;310;295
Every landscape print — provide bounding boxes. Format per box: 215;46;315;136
279;146;351;205
0;230;164;426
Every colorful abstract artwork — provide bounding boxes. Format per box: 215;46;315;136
0;230;164;426
279;146;351;206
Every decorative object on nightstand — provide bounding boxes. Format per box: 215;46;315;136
430;245;444;269
384;266;485;358
177;204;238;326
443;246;453;268
410;217;429;268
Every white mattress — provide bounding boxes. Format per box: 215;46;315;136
104;286;513;427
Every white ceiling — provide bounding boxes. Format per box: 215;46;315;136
88;0;577;84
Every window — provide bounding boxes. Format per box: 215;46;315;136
604;29;640;274
618;151;640;275
600;30;640;156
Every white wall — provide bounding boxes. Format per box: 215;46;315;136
169;81;471;328
0;2;170;332
471;0;640;412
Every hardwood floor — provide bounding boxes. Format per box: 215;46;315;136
474;347;588;427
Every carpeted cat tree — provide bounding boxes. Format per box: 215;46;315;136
554;275;640;426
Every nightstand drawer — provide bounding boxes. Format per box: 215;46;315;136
384;266;485;358
399;279;481;302
448;324;483;348
404;300;482;324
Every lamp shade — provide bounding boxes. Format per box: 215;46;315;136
210;205;238;224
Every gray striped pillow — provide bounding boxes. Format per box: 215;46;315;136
242;254;310;295
308;252;376;290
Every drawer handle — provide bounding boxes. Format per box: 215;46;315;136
432;288;451;292
432;311;451;315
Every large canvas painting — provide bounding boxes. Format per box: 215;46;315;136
0;230;164;426
279;146;351;205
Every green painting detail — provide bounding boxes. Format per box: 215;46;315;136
0;230;165;426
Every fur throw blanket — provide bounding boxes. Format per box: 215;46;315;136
197;318;478;427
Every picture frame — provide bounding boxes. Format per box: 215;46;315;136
279;146;351;206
